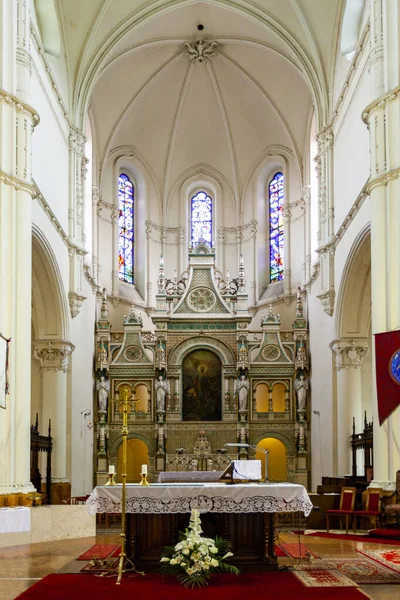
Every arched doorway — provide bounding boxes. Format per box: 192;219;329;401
256;437;287;482
117;439;149;483
333;226;372;476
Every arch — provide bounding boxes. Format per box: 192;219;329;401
168;336;236;367
251;430;296;455
74;0;328;131
109;432;156;457
32;225;69;340
335;224;371;339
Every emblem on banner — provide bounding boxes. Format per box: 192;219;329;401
389;349;400;384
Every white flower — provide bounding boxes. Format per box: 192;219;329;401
210;546;218;554
182;548;190;556
222;552;233;560
160;557;170;563
210;558;219;567
170;558;178;565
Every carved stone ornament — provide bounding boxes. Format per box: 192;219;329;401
184;38;218;63
124;345;143;362
317;289;335;317
262;345;281;362
187;287;216;312
34;341;74;372
69;291;86;318
330;338;369;370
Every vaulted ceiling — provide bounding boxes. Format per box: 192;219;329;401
56;0;343;199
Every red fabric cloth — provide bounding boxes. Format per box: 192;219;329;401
374;330;400;424
15;573;370;600
76;544;120;561
368;528;400;539
353;510;380;516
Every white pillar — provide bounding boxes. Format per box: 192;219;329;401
34;341;74;483
0;0;39;495
364;0;400;480
330;339;369;475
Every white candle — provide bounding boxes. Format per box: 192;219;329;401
141;464;148;474
108;465;115;475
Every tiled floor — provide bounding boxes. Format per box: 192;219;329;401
0;531;399;599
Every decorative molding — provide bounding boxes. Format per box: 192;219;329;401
0;169;36;196
0;88;40;126
184;38;218;63
331;21;370;127
362;85;400;124
68;291;86;318
33;340;75;371
317;289;335;317
330;338;369;370
33;181;87;257
168;336;236;366
366;167;400;193
29;23;70;127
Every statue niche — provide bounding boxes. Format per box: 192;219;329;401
182;349;222;421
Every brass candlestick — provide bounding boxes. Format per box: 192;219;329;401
101;386;144;584
105;473;117;486
138;472;150;486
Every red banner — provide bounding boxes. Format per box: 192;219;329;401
375;330;400;424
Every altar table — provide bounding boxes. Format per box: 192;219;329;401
87;483;313;571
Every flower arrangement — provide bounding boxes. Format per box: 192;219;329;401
160;509;239;588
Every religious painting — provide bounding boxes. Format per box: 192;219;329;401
182;349;221;421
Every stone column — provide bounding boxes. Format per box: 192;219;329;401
0;0;39;495
92;185;100;284
111;205;119;300
363;0;400;479
330;339;369;475
315;127;335;317
68;127;87;317
34;341;74;503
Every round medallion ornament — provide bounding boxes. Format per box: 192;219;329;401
187;287;216;313
124;345;143;362
390;349;400;384
262;344;281;362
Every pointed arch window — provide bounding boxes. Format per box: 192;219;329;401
269;172;284;282
191;191;212;247
118;173;134;284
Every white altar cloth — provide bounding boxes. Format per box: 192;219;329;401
0;507;31;534
86;483;313;517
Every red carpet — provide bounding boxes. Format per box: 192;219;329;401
15;573;370;599
305;532;400;545
77;544;120;561
277;541;319;559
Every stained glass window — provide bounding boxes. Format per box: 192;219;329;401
118;173;134;284
269;172;284;282
191;191;212;246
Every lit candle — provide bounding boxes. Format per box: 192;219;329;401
108;465;115;475
141;464;148;474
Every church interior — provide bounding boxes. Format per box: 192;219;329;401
1;0;400;598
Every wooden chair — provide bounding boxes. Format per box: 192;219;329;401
353;488;382;532
70;495;89;505
382;470;400;527
326;486;356;534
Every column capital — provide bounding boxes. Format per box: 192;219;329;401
329;338;369;370
33;340;75;372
